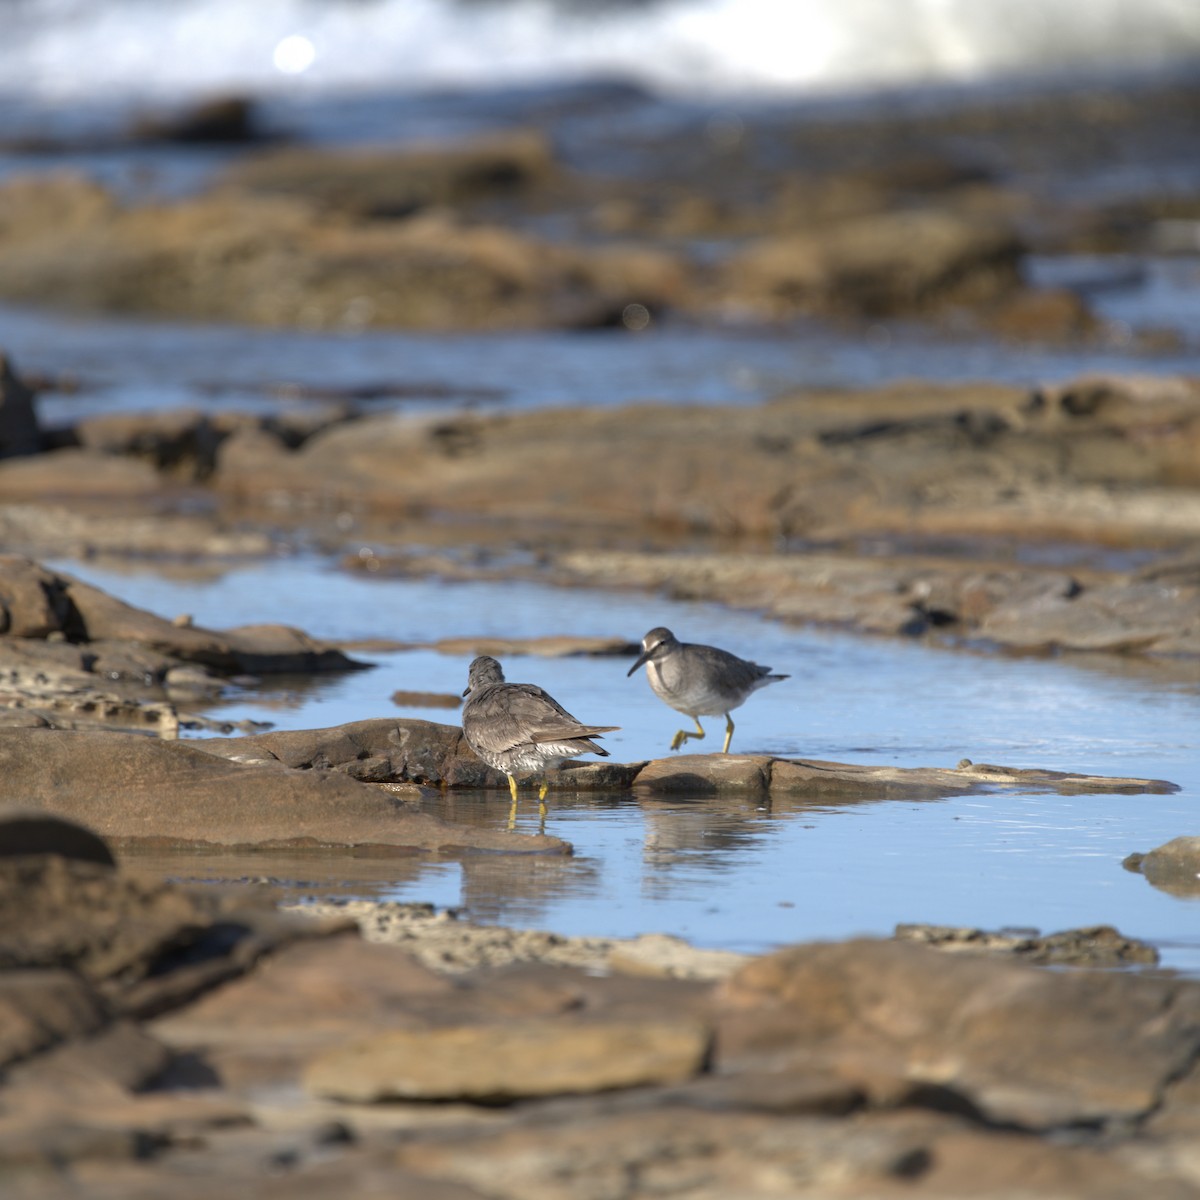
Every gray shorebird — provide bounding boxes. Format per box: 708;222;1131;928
461;655;619;822
628;627;787;754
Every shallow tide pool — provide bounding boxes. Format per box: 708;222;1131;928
56;555;1200;970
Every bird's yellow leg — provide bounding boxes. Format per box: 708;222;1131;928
537;778;549;802
506;774;520;829
670;718;706;752
722;713;735;754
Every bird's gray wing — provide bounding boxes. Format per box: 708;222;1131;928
512;684;620;745
467;684;617;753
693;644;778;689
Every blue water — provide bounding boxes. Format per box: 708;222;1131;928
55;555;1200;970
4;305;1199;434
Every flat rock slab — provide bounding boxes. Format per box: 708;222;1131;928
201;717;1176;797
895;922;1159;967
635;754;1177;797
715;937;1200;1129
305;1018;711;1102
0;727;568;855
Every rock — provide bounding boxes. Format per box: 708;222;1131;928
151;933;714;1096
0;727;569;855
894;923;1159;967
722;208;1024;319
285;900;748;980
0;853;347;1017
0;446;165;500
635;754;773;795
0;808;116;866
197;716;645;794
555;546;1200;659
394;1106;941;1197
128;94;269;144
305;1018;711;1103
0;175;685;332
0;502;273;560
715;938;1200;1129
0;352;42;458
224;130;556;217
0;969;109;1069
986;286;1102;341
635;754;1175;798
0;555;367;676
1124;837;1200;897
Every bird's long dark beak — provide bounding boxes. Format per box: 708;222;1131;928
461;684;471;697
627;649;652;677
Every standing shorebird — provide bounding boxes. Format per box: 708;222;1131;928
461;655;619;823
628;627;787;754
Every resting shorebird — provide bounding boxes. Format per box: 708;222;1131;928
628;627;787;754
461;655;619;822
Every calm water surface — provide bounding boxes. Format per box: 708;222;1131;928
57;555;1200;970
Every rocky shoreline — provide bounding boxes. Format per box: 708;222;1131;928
5;818;1200;1198
1;68;1199;1197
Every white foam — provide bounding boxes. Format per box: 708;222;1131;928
3;0;1200;100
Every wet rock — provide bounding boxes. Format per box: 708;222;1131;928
0;808;116;866
895;923;1159;967
0;727;569;855
224;129;556;217
0;968;109;1069
0;352;42;458
1124;836;1200;898
0;175;685;332
636;754;773;795
556;546;1200;659
128;94;271;144
58;406;358;484
0;446;165;500
0;502;273;560
198;716;645;794
286;900;747;980
150;933;713;1095
980;577;1200;656
635;754;1175;799
214;373;1200;571
0;555;366;677
305;1018;711;1103
722;208;1025;319
394;1107;941;1198
0;852;349;1018
715;938;1200;1128
985;285;1103;341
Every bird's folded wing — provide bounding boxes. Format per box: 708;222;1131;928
528;723;620;745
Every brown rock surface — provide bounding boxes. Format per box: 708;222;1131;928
0;174;683;331
715;938;1200;1128
0;726;568;855
722;208;1023;319
305;1018;711;1102
0;555;365;675
224;129;556;216
895;922;1160;966
7;830;1200;1196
